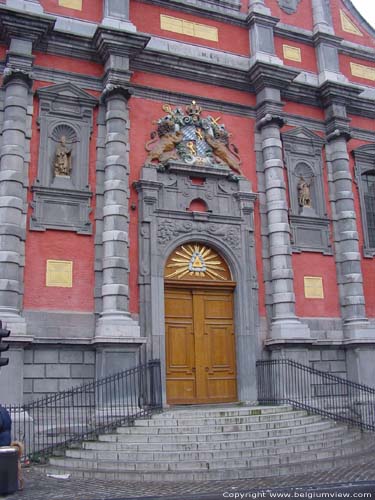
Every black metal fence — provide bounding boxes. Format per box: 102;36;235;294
6;360;162;462
257;359;375;431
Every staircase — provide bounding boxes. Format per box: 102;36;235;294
46;404;373;481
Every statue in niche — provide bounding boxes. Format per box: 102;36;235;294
54;136;72;177
297;177;312;208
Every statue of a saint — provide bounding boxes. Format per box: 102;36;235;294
297;177;312;208
54;136;72;177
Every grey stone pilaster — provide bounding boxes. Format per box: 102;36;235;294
322;83;371;341
249;62;310;341
248;0;271;15
325;133;368;333
247;9;282;67
311;0;333;34
0;39;33;336
102;0;136;32
95;88;140;341
93;26;149;342
257;114;309;340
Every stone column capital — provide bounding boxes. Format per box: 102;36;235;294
257;113;286;131
101;83;133;103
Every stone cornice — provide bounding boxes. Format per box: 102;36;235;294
248;60;299;92
94;26;150;61
0;6;55;47
132;0;246;26
319;80;363;107
246;11;279;28
312;31;342;48
132;51;251;91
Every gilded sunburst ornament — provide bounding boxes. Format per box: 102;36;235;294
165;244;227;280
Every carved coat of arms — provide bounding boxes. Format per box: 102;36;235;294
145;101;243;175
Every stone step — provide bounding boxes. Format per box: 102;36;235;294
46;440;373;481
126;414;322;434
99;420;336;443
152;405;293;419
141;409;307;426
49;437;370;475
69;433;360;462
85;427;359;452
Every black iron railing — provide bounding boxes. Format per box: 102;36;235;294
257;359;375;431
6;360;162;462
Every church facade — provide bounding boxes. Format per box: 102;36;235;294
0;0;375;405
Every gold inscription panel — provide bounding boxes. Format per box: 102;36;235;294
46;260;73;288
58;0;83;10
160;15;218;42
340;10;362;36
350;62;375;82
283;44;302;63
304;277;324;299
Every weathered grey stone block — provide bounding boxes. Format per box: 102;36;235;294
23;349;33;364
59;350;84;364
71;364;95;379
308;350;322;362
46;364;71;378
59;379;86;391
84;351;95;364
313;361;330;372
34;350;59;364
34;379;59;393
24;364;45;378
331;361;347;373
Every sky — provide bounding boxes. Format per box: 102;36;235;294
351;0;375;28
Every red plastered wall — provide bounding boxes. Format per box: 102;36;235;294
23;87;98;312
39;0;102;22
283;101;325;121
264;0;313;31
34;52;103;77
340;54;375;87
130;1;249;57
293;254;341;317
275;37;318;73
128;94;264;314
347;136;375;318
330;0;375;48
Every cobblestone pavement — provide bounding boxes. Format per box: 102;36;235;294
4;452;375;500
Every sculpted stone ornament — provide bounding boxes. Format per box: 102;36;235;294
54;136;72;177
145;101;243;176
277;0;302;14
297;177;312;208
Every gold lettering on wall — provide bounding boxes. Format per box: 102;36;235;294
46;260;73;288
304;277;324;299
160;15;218;42
350;62;375;81
58;0;83;10
283;44;302;63
340;10;363;36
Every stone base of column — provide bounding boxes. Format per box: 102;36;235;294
0;344;27;404
95;342;145;379
346;343;375;387
343;321;374;342
269;318;311;341
94;312;140;342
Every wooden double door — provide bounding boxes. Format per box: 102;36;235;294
165;286;237;404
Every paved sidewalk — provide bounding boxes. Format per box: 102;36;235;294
5;450;375;500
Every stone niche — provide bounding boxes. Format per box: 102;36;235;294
282;127;332;255
30;83;97;234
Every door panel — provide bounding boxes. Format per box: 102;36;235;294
166;287;237;404
165;290;196;403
